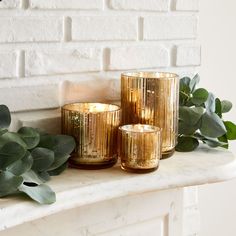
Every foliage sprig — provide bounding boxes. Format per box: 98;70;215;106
176;74;236;152
0;105;75;204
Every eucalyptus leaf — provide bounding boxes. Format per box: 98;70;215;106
191;88;209;105
0;171;23;197
48;154;70;171
0;142;26;169
224;121;236;140
179;120;200;135
37;171;51;182
31;147;54;172
1;132;27;149
175;136;199;152
202;137;226;148
205;92;216;112
180;77;191;86
189;74;200;92
19;183;56;204
18;127;40;149
221;100;233;113
200;111;227;138
22;170;44;185
0;105;11;129
218;135;229;149
215;98;222;118
39;135;75;159
7;151;33;176
179;106;204;125
0;129;8;136
48;162;68;176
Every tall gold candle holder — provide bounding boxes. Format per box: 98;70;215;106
121;72;179;158
61;103;121;169
119;124;162;173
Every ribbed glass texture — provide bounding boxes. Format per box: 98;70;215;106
119;124;161;173
62;103;121;169
121;72;179;158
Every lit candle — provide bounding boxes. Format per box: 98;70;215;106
119;124;162;173
61;103;121;169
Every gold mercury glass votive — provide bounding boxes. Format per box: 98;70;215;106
119;124;162;173
61;103;121;169
121;72;179;159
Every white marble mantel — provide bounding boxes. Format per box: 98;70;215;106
0;146;236;236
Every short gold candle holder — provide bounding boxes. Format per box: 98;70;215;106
61;103;121;169
121;72;179;159
119;124;162;173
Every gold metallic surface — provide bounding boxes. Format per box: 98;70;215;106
61;103;121;169
119;124;161;173
121;72;179;158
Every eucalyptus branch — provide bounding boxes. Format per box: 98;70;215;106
176;74;236;152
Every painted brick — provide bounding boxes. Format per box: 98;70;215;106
109;46;169;70
0;84;59;112
0;0;20;8
29;0;103;10
72;16;137;41
176;44;201;66
11;109;61;134
176;0;199;11
0;51;17;78
25;49;101;76
59;77;120;106
110;0;169;11
0;17;62;43
144;15;198;40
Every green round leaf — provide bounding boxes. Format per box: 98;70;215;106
189;74;200;92
224;121;236;140
0;105;11;129
215;98;222;118
191;88;209;105
218;135;229;149
175;136;199;152
179;106;204;125
178;120;200;135
48;162;68;176
18;127;40;149
39;134;75;159
19;183;56;204
202;137;226;148
22;170;44;185
0;142;26;169
37;171;51;182
0;171;23;197
205;92;215;112
200;111;227;138
221;100;233;113
7;151;33;176
1;132;27;149
31;147;55;172
180;77;191;86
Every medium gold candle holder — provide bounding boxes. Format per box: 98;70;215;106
119;124;162;173
121;72;179;159
61;103;121;169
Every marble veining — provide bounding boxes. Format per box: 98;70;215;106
0;146;235;231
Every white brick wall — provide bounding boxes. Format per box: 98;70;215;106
0;0;199;111
0;0;20;8
109;0;170;11
109;46;169;70
29;0;103;10
72;16;138;41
